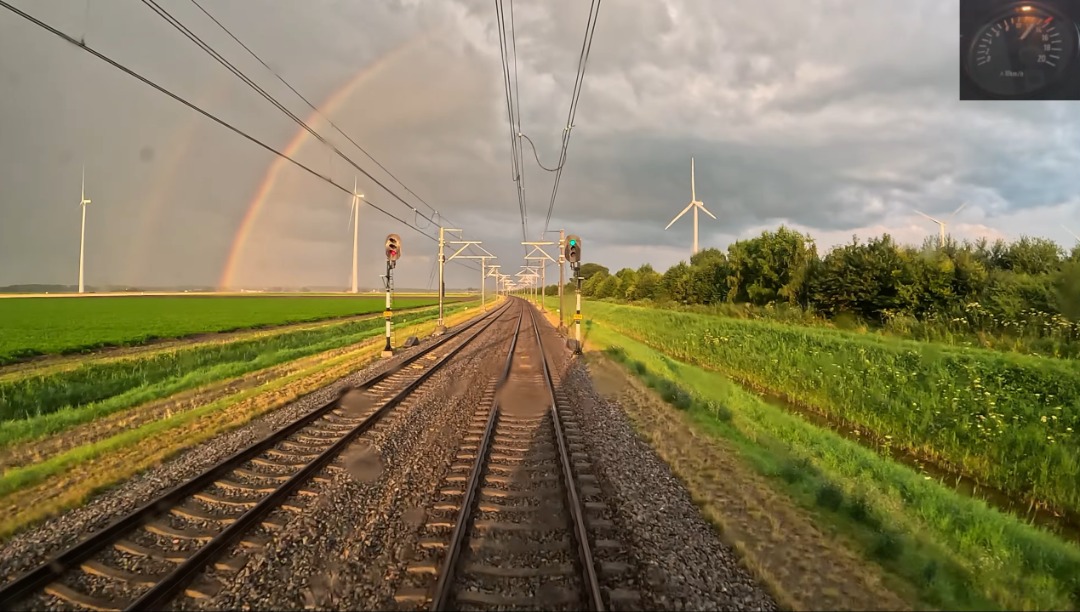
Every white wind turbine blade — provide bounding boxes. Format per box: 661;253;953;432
915;210;942;224
690;156;696;203
949;201;968;219
665;201;695;230
697;202;717;220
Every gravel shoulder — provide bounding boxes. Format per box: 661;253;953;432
582;350;910;611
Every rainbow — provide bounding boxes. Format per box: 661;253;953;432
218;31;435;289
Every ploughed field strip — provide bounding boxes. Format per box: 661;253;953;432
394;305;640;611
0;302;514;612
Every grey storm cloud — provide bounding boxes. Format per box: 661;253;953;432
1;0;1080;290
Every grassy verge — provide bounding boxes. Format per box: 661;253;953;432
582;300;1080;518
0;302;472;447
0;295;473;364
586;322;1080;610
0;301;496;540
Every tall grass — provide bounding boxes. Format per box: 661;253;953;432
585;300;1080;517
591;324;1080;611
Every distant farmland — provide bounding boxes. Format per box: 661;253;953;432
0;294;470;363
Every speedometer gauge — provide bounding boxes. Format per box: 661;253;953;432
965;3;1079;96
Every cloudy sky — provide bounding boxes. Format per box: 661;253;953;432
1;0;1079;290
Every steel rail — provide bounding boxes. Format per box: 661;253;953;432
428;299;603;611
529;305;604;611
0;301;512;610
429;304;524;611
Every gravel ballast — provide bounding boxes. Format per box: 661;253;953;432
537;315;777;611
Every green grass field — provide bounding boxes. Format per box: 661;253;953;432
582;300;1080;520
0;295;472;364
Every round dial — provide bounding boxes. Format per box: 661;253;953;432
966;4;1078;97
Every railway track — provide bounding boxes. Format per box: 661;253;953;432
0;301;514;612
394;302;641;611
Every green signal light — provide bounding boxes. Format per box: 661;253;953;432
569;240;576;246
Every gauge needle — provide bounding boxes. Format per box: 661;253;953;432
1020;22;1037;39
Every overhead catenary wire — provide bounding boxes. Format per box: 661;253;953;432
510;0;522;159
0;0;484;273
495;0;528;248
185;0;452;227
509;0;527;245
518;133;562;172
140;0;449;232
542;0;602;235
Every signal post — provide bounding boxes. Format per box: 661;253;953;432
383;234;401;357
565;235;582;354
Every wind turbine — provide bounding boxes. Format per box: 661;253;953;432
664;156;716;256
1064;223;1080;243
915;202;968;248
78;165;91;294
347;178;363;294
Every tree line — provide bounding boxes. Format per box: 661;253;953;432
548;226;1080;345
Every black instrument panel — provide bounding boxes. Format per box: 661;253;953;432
960;0;1080;99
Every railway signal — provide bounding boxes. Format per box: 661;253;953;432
382;234;400;357
385;233;401;264
563;234;583;354
565;235;581;264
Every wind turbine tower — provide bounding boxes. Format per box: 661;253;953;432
348;178;363;294
664;157;717;256
78;165;91;294
915;202;968;248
